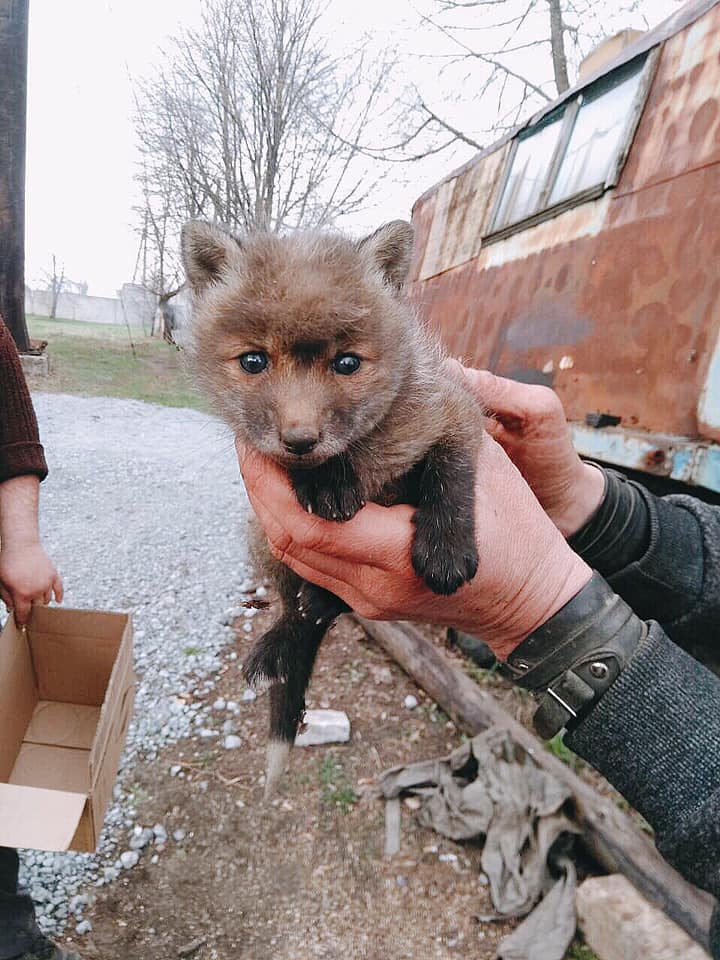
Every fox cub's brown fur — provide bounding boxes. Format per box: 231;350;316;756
182;219;483;794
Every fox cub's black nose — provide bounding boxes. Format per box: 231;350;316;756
282;429;319;456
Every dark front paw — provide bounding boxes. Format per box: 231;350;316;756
412;515;479;596
291;460;365;522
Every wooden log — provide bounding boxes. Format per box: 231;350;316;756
353;616;716;952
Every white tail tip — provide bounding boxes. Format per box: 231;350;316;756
264;739;291;800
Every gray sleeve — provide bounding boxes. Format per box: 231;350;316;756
606;492;720;672
566;621;720;937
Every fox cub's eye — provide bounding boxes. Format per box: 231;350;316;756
331;353;361;375
239;352;268;374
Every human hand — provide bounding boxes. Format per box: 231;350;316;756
0;476;64;626
238;436;591;661
447;363;606;537
0;541;64;626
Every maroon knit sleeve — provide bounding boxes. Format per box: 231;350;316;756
0;314;48;483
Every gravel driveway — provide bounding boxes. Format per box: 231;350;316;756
16;394;254;935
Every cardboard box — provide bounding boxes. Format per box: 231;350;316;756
0;605;134;852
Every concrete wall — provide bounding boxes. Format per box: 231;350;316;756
25;284;161;330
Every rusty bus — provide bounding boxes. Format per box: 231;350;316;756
407;0;720;494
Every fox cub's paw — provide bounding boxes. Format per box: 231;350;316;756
291;464;365;522
411;513;479;596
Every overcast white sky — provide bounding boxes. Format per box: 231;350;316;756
25;0;682;297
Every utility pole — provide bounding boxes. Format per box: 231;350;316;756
0;0;31;352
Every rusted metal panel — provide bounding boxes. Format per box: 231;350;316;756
408;0;720;454
418;145;508;281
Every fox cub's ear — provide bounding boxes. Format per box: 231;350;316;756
181;221;242;292
358;220;414;293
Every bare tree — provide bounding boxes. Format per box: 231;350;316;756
134;0;390;249
371;0;681;162
44;255;66;319
133;160;184;337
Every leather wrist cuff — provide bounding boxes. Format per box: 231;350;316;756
500;572;646;739
568;466;650;577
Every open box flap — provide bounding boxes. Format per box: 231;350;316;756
0;617;38;780
0;783;86;851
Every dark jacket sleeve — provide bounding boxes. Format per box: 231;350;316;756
565;622;720;957
607;489;720;671
565;473;720;954
572;471;720;674
0;315;48;483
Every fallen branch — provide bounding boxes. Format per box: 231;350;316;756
353;616;715;952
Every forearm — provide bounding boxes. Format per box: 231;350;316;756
568;468;720;670
0;476;41;547
566;622;720;904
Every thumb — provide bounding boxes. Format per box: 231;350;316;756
445;361;528;430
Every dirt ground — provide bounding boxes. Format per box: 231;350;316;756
60;607;605;960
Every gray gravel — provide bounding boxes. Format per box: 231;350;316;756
14;394;256;936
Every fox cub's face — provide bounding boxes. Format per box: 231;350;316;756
182;220;416;469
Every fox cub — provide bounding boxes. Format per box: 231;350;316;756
181;219;483;794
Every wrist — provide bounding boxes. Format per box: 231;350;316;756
487;554;593;662
551;461;607;538
501;572;646;738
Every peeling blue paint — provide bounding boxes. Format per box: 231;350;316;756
570;424;720;494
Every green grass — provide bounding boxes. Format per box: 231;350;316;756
25;314;208;411
567;943;599;960
546;733;587;773
319;756;358;813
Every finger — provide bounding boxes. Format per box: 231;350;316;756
42;590;52;605
13;596;32;627
250;478;414;570
53;574;64;604
242;446;416;565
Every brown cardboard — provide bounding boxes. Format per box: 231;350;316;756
0;605;134;852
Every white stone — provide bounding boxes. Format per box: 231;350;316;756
404;695;419;710
576;875;710;960
242;689;257;702
119;851;139;870
294;709;350;746
75;919;93;935
224;735;243;749
212;698;226;711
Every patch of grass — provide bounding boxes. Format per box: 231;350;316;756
567;943;599;960
319;756;357;813
345;659;368;685
464;660;502;687
25;314;208;411
127;783;151;809
184;645;202;656
427;703;450;725
546;733;586;773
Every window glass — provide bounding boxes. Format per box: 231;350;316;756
493;115;564;229
549;66;644;205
